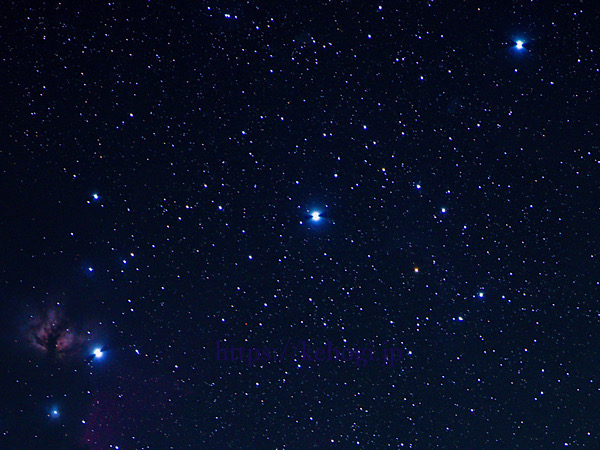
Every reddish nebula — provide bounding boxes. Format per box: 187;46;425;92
25;307;86;361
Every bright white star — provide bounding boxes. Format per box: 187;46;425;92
93;348;103;358
311;212;321;221
515;40;524;50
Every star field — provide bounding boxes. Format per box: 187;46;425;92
2;1;600;448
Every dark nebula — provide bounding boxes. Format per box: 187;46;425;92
25;307;87;361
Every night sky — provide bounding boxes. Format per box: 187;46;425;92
2;1;600;448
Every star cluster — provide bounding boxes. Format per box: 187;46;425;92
2;1;600;448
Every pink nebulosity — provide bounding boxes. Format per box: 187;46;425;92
26;307;86;361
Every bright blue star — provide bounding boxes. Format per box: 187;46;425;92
311;212;321;221
93;348;103;358
88;267;93;272
515;40;524;50
441;208;446;214
478;291;484;298
92;193;99;200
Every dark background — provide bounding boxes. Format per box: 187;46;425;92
2;0;600;448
